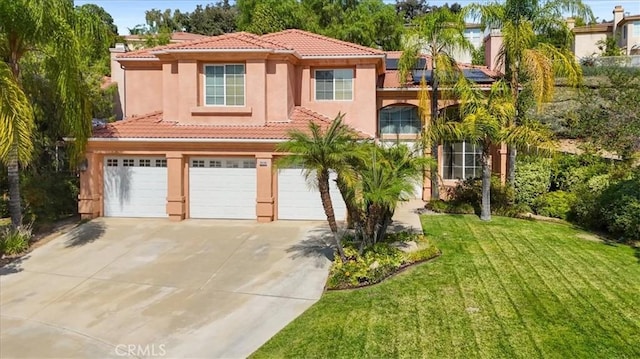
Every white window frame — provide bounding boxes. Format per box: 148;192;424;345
314;69;354;101
203;63;246;107
379;105;421;135
442;141;483;180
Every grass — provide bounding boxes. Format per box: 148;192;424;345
252;215;640;358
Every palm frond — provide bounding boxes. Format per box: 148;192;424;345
0;63;35;165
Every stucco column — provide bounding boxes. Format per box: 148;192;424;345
498;143;508;185
423;143;433;201
166;152;186;221
255;154;275;223
78;152;102;219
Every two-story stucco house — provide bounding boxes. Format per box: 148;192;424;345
79;29;506;222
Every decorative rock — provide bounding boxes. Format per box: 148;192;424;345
391;240;419;253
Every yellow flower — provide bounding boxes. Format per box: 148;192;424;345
345;272;350;276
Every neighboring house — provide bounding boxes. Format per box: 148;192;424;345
570;5;640;60
452;23;483;64
79;29;507;222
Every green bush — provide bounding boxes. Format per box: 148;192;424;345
514;157;551;206
448;176;515;214
426;200;475;214
21;172;79;224
598;176;640;242
0;225;32;256
550;153;612;192
533;191;576;220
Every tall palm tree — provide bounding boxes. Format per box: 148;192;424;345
448;78;554;220
277;114;358;261
398;7;472;200
0;0;109;228
468;0;592;184
0;63;34;229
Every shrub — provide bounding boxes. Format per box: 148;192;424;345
448;176;515;214
327;233;440;289
0;225;32;256
426;200;475;214
598;176;640;242
533;191;576;220
21;172;79;225
550;153;612;192
514;157;551;206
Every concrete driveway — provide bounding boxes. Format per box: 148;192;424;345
0;218;332;358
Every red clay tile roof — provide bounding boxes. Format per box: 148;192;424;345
262;29;384;57
91;107;371;140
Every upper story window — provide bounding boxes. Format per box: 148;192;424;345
379;106;421;135
204;64;245;106
443;141;483;180
634;21;640;37
315;69;353;101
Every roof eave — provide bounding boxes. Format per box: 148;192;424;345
88;137;285;143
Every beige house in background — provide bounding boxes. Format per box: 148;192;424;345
570;5;640;60
80;30;507;222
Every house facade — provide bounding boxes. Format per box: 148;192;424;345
80;30;506;222
570;5;640;60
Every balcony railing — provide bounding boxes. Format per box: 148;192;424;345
591;55;640;67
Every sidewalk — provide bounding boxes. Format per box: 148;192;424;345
391;199;426;234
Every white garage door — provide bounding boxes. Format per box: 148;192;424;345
189;158;257;219
103;157;168;217
278;169;347;220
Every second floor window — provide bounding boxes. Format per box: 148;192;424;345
204;64;245;106
315;69;353;101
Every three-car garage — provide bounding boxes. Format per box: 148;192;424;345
101;156;347;221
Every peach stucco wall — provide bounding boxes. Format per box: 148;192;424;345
300;63;378;136
124;64;163;117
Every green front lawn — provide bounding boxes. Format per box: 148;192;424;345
252;215;640;358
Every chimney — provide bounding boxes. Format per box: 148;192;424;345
566;18;575;31
484;29;505;74
613;5;624;34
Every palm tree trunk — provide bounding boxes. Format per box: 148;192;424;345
507;146;517;185
430;67;440;200
480;150;492;221
318;170;346;260
7;147;22;229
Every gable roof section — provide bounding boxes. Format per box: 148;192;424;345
261;29;384;57
91;107;371;141
118;32;291;59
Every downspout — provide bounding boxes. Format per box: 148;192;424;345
120;63;126;118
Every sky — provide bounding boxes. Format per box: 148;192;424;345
74;0;640;35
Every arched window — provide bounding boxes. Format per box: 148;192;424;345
379;105;421;135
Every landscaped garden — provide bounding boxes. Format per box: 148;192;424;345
252;215;640;358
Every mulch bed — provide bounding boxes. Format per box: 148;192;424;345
325;250;442;291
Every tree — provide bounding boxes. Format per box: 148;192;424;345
446;78;554;220
395;0;430;24
186;1;237;36
399;7;472;199
575;68;640;160
239;0;307;35
0;0;109;228
277;114;358;261
596;36;624;57
468;0;591;184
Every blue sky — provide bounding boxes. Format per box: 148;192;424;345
74;0;640;35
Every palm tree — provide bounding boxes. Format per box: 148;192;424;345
468;0;592;184
449;78;554;220
277;114;357;261
0;0;109;228
398;7;472;200
0;63;35;229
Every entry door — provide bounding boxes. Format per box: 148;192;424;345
189;158;257;219
278;169;347;220
103;157;168;217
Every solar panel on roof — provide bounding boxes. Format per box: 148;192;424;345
386;57;427;71
410;69;496;85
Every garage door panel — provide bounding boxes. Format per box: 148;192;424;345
189;158;257;219
103;157;168;218
278;169;346;220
